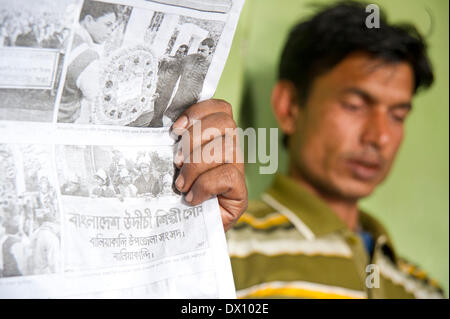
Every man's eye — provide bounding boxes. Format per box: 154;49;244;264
341;102;362;112
391;109;409;123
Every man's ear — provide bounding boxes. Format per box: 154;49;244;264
271;80;301;136
84;15;94;24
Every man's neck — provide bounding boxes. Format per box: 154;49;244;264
289;168;360;232
77;22;102;54
78;22;94;45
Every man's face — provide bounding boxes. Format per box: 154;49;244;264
122;176;132;185
198;44;211;58
289;52;414;200
86;12;116;44
140;164;150;175
176;46;188;57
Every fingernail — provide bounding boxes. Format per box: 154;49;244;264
174;147;183;167
185;191;193;203
175;175;184;191
172;115;188;134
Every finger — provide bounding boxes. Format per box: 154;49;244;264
171;99;233;135
185;164;247;231
174;113;238;167
219;204;245;232
184;163;247;209
175;135;243;193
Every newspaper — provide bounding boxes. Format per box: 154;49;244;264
0;0;244;298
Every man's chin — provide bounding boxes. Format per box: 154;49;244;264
336;180;378;200
311;178;375;201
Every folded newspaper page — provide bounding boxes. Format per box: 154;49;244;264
0;0;244;298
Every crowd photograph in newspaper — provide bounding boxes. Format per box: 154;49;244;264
56;145;175;198
0;144;61;278
54;143;208;274
0;0;77;122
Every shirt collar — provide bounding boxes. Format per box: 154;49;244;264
359;209;397;262
262;173;348;238
262;173;396;253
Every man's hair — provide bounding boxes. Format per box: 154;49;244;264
201;38;215;48
279;1;434;147
280;1;434;104
79;1;116;22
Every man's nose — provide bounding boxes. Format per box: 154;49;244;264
361;108;390;149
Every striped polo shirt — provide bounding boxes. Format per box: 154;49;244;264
226;174;444;299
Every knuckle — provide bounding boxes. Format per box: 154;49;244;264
193;174;209;195
215;99;233;117
223;139;236;163
180;162;193;179
224;114;237;129
214;113;236;130
202;125;222;141
223;101;233;116
221;164;239;186
241;197;249;213
180;130;192;147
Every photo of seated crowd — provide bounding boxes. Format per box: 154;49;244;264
0;0;74;49
0;144;61;278
57;145;176;200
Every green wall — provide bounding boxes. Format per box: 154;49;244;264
215;0;449;295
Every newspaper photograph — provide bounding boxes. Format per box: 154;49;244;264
55;0;234;127
56;145;175;198
0;0;78;122
0;144;61;278
56;144;209;271
0;130;236;298
0;0;244;299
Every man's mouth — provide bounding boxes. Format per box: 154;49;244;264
346;158;382;181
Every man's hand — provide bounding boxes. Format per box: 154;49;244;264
171;99;248;231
